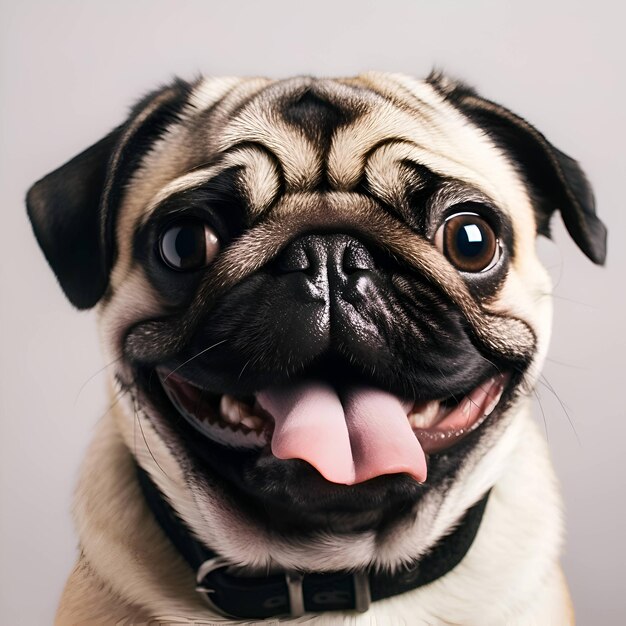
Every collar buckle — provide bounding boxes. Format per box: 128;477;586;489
195;557;371;618
195;557;308;619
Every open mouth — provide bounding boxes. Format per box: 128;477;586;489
157;369;508;486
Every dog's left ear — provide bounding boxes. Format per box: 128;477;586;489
430;73;607;265
26;79;192;309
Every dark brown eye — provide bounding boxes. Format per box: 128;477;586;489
159;220;220;271
436;213;499;272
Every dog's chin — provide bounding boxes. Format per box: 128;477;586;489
131;360;514;533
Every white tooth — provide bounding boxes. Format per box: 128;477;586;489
235;402;255;421
228;403;244;424
220;395;242;424
220;395;262;428
483;384;504;417
240;415;264;431
219;395;232;421
409;399;441;428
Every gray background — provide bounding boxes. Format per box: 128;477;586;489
1;0;624;623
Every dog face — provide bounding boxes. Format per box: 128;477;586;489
27;73;606;570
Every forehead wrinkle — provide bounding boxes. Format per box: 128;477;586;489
137;166;227;225
215;81;323;191
135;145;280;227
328;85;530;218
358;74;471;149
365;140;432;213
327;84;464;177
198;77;273;140
327;95;455;190
229;146;281;218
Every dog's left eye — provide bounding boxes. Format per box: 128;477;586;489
435;212;500;273
158;219;220;271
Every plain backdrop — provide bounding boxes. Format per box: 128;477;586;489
1;0;624;623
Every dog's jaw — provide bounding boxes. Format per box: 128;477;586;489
104;363;537;574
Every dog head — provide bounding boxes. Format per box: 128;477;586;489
27;73;606;571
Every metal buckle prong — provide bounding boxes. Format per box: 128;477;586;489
195;556;236;618
196;556;231;587
285;570;305;617
353;571;371;613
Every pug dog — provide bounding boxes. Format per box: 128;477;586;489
27;72;606;625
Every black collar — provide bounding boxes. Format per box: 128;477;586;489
136;464;490;620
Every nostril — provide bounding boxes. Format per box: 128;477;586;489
343;272;377;304
275;234;377;280
343;242;376;274
276;241;311;273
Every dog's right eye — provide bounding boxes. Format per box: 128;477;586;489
158;219;220;271
434;212;500;273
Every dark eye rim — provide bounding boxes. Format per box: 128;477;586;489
435;210;502;273
157;217;220;272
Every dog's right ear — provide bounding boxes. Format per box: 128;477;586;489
26;80;192;309
428;71;607;265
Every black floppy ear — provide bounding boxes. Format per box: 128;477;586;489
27;129;121;309
429;73;607;265
26;79;192;309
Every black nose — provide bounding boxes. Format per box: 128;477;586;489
276;233;379;303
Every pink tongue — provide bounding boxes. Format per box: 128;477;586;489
256;381;427;485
